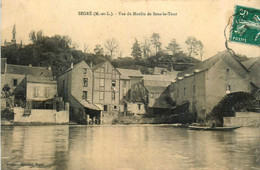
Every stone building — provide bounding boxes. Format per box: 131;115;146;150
169;51;251;121
242;57;260;111
58;60;120;123
58;61;101;124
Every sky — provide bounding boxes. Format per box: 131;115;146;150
1;0;260;60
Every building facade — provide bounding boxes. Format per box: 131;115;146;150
92;60;121;115
170;51;251;121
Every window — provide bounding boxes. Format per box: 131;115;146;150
83;91;88;100
104;105;108;111
112;80;116;87
100;92;104;100
100;78;104;87
45;88;49;98
13;79;18;86
100;67;105;73
193;85;196;94
138;104;142;110
112;91;116;100
114;106;117;110
226;85;231;94
184;87;186;96
83;68;87;74
83;78;88;87
34;87;38;97
226;68;229;73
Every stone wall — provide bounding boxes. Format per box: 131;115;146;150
223;112;260;127
14;107;69;124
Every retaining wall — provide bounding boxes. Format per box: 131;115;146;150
14;107;69;124
223;112;260;127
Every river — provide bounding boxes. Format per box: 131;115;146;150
1;125;260;170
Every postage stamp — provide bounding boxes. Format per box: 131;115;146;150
229;5;260;46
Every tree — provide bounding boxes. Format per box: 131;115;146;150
141;37;152;58
104;38;118;58
185;36;204;60
150;33;162;54
131;38;142;60
94;44;104;55
166;39;181;55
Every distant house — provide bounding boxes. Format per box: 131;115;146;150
170;51;251;121
153;66;179;76
143;75;177;115
117;68;143;113
1;58;54;107
25;75;57;109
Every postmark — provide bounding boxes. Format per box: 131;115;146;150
229;5;260;46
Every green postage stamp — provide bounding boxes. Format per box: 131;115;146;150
230;5;260;46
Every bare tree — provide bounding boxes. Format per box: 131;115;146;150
150;33;162;54
83;43;89;53
141;37;152;58
104;38;118;58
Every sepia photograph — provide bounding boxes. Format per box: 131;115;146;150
1;0;260;169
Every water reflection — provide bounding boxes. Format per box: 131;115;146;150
2;125;260;170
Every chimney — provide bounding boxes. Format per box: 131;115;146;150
29;64;32;67
71;63;74;69
90;62;93;68
48;66;51;70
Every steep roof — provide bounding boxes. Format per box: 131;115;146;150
26;75;56;84
143;75;176;82
177;50;248;77
91;60;120;75
242;57;260;70
117;68;142;79
1;58;7;74
91;61;105;71
6;64;53;77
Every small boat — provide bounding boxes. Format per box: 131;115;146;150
188;126;242;131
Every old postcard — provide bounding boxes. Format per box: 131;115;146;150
1;0;260;169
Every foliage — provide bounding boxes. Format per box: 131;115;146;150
166;39;181;55
185;36;203;60
141;37;152;58
131;39;142;60
94;44;104;56
150;33;162;54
